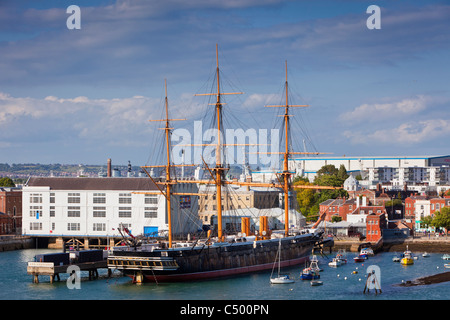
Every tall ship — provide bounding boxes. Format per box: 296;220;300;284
107;45;337;283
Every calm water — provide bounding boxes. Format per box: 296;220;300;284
1;248;449;300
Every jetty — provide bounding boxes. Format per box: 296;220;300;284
27;250;109;284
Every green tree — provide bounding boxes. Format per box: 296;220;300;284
293;164;348;223
337;164;349;181
0;177;15;187
294;177;317;221
315;164;339;177
432;207;450;234
421;215;433;229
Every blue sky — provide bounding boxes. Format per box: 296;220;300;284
0;0;449;167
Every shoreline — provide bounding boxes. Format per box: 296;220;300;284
396;271;450;287
332;237;450;254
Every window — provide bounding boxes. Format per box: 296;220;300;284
30;222;42;230
93;223;106;231
68;193;80;204
51;222;55;231
119;193;132;204
67;223;80;231
30;206;42;218
50;193;55;204
145;195;158;204
50;206;55;217
118;207;132;218
93;193;106;204
30;193;42;203
145;207;158;218
93;206;106;217
67;206;80;217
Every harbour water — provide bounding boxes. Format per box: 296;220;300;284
1;248;449;300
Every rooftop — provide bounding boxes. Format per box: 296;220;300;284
26;177;160;191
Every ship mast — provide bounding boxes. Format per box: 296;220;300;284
142;79;188;249
194;44;243;242
266;61;309;237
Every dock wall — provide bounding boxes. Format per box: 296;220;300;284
332;236;450;253
0;236;34;252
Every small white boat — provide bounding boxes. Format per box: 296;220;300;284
392;256;401;262
270;275;295;284
422;252;430;258
328;258;343;268
444;264;450;269
310;280;323;286
360;248;374;256
270;239;295;284
442;254;450;260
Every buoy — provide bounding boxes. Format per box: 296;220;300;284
344;277;347;280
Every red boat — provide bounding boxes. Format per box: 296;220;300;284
354;255;365;263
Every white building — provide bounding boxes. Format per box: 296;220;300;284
414;199;431;231
22;177;201;241
252;155;450;188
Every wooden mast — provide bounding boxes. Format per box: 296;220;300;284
266;61;308;237
194;44;243;242
143;79;187;249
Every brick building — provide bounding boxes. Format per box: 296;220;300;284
0;188;22;234
366;212;387;242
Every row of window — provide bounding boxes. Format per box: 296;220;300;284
29;206;158;219
29;193;158;205
29;222;133;232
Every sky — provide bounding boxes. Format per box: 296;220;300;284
0;0;449;168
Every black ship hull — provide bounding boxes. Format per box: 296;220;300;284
108;233;319;283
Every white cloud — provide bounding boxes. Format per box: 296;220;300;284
243;93;279;110
0;92;161;143
340;95;430;122
344;119;450;145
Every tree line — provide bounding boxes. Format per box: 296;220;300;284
293;164;349;222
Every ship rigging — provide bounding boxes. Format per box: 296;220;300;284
107;44;340;283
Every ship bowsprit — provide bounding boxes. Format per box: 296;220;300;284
107;232;320;283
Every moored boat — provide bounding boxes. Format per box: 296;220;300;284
400;246;414;266
354;254;366;263
442;254;450;260
360;248;374;256
270;275;295;284
310;280;323;286
271;238;295;284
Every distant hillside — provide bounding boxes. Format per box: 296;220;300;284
0;163;131;178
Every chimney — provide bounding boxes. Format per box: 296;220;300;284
107;158;112;177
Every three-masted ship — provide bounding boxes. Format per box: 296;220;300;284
107;45;338;283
